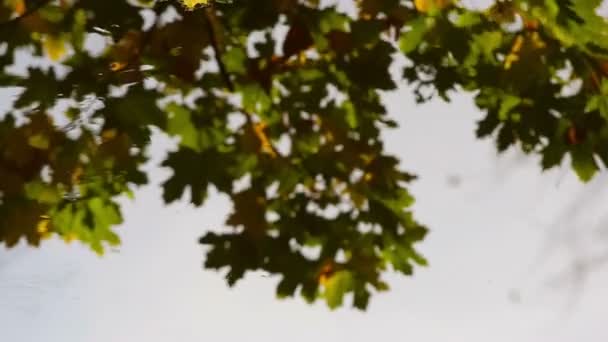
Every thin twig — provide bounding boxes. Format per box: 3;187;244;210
200;6;283;159
203;6;235;92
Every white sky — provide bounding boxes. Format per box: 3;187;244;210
1;85;608;341
2;1;608;340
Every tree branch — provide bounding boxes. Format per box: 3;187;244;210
200;7;283;159
203;6;234;92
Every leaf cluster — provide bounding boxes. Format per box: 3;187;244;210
1;0;607;309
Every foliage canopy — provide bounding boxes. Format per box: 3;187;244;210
1;0;608;309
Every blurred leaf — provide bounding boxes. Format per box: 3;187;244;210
324;270;353;309
1;0;608;311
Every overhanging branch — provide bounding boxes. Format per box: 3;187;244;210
203;6;235;92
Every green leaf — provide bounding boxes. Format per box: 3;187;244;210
240;84;271;114
324;270;353;309
27;134;50;150
24;181;61;205
454;11;482;28
223;47;247;75
498;95;521;121
343;101;358;129
167;103;201;151
4;0;608;311
399;17;429;53
571;146;598;182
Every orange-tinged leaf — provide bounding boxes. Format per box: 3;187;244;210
414;0;450;13
101;128;118;141
599;60;608;77
318;261;335;285
12;0;26;15
253;122;277;157
71;166;83;185
504;35;524;70
110;61;128;71
566;126;585;145
524;19;539;31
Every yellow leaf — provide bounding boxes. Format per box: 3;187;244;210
43;35;67;61
511;35;524;53
504;35;524;70
253;122;277;158
28;133;49;149
63;232;78;243
177;0;211;10
530;32;546;49
414;0;450;13
36;215;50;234
298;51;307;65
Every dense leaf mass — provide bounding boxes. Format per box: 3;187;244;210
1;0;608;309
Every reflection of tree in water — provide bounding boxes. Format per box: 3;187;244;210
543;181;608;310
447;143;608;312
0;264;80;316
508;165;608;311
